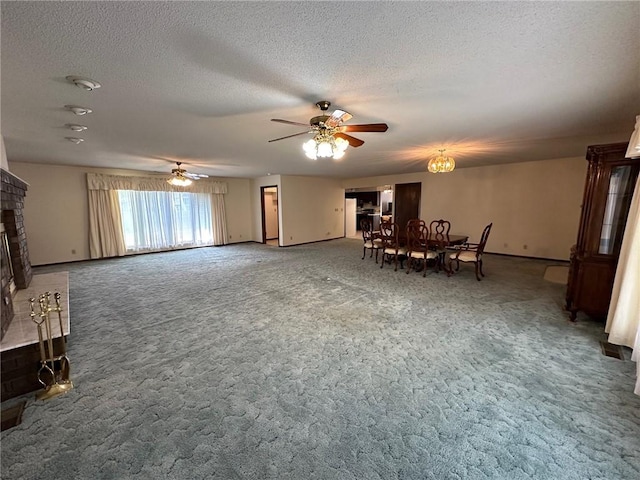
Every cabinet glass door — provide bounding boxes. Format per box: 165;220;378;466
599;165;635;255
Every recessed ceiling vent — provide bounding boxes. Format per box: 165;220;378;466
64;105;93;115
65;124;87;132
66;75;101;91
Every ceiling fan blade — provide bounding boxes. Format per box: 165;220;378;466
324;109;353;128
268;131;310;143
335;132;364;148
271;118;310;127
185;173;209;179
340;123;389;133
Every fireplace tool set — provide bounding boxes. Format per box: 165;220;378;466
29;292;73;400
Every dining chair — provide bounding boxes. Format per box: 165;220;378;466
448;222;493;280
360;218;382;262
406;223;438;276
379;220;407;271
406;218;426;230
428;219;451;269
429;219;451;239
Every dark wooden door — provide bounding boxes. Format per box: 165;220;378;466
394;182;421;231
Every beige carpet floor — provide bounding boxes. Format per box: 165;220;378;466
543;265;569;285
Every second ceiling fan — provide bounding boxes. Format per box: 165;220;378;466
268;101;388;159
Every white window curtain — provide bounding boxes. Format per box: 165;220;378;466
211;193;228;246
87;173;228;258
605;175;640;395
118;190;214;252
88;189;126;259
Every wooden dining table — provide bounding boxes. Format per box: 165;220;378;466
429;234;468;248
393;232;469;248
430;234;469;274
388;232;469;272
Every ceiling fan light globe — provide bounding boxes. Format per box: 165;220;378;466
305;150;317;160
303;139;316;152
333;150;346;160
167;176;192;187
317;141;333;157
334;137;349;151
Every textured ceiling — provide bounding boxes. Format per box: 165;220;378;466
2;1;639;179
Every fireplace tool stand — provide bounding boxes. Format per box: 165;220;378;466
29;292;73;400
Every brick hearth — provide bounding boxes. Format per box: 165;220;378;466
1;168;32;340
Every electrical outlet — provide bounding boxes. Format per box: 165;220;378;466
71;249;76;254
229;235;232;239
523;244;528;250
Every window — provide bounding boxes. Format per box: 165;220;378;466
117;190;213;252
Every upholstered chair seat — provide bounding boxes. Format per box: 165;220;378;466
453;250;481;263
448;223;493;281
364;239;383;249
384;246;407;256
408;250;437;260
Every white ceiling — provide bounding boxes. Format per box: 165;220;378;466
2;1;639;179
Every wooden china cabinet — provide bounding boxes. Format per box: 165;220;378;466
566;142;639;321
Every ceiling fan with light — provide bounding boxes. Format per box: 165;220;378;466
167;162;209;186
268;101;388;160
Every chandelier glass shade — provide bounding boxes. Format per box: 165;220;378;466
427;149;456;173
167;175;192;187
303;132;349;160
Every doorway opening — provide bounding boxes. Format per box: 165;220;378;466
260;186;279;246
345;186;394;238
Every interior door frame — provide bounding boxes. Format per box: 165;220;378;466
260;185;279;245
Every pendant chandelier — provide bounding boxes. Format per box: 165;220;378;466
303;132;349;160
427;149;456;173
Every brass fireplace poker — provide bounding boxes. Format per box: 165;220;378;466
29;292;73;400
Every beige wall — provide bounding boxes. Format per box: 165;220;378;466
345;157;587;260
223;177;253;244
9;163;90;265
279;176;345;246
0;136;8;171
10;155;587;264
251;175;344;246
8;162;253;265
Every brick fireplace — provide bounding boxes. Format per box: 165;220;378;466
1;168;32;340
